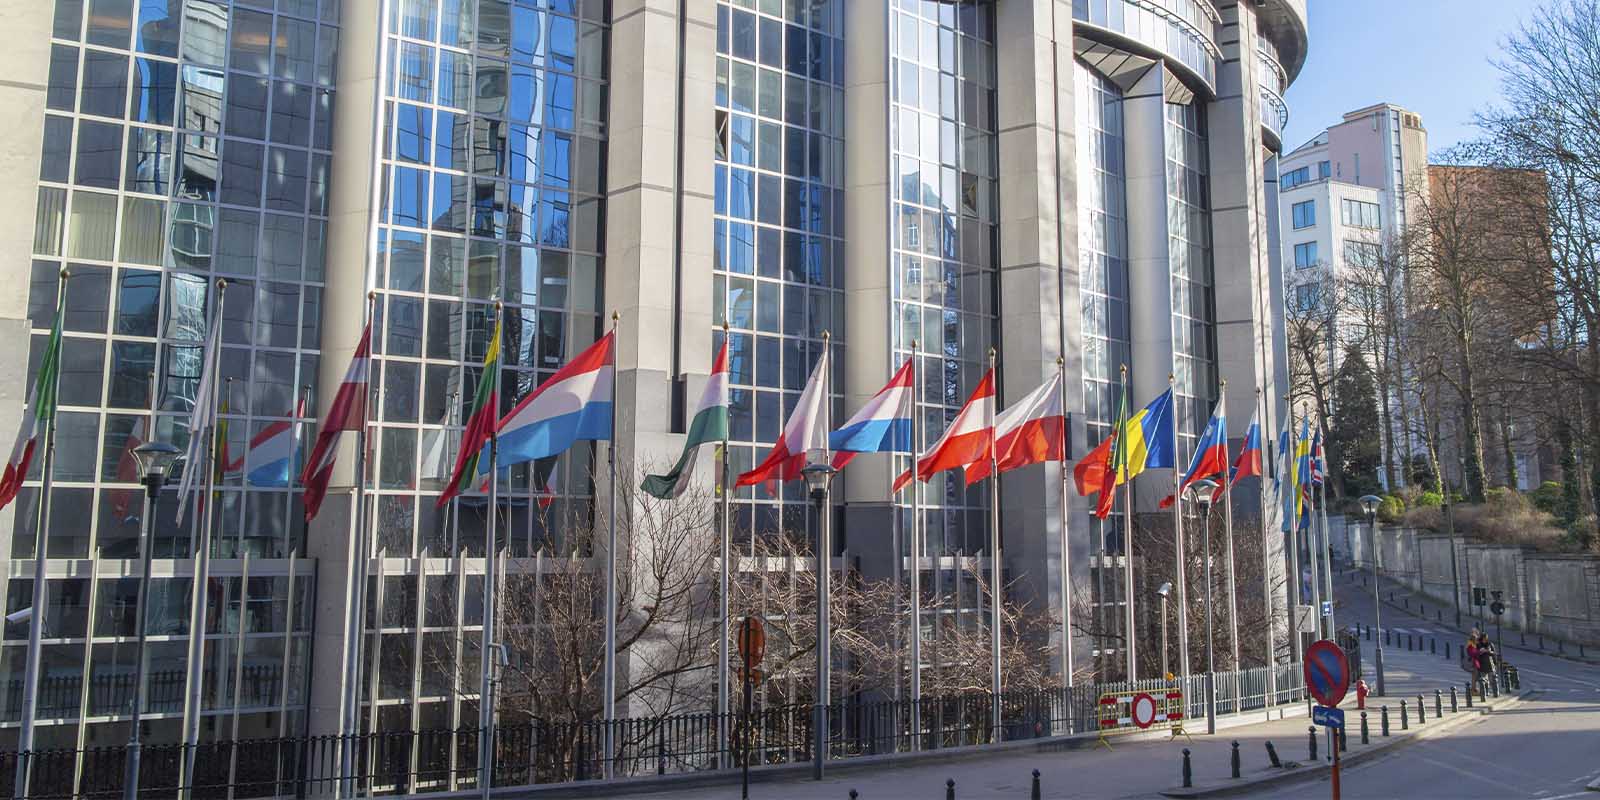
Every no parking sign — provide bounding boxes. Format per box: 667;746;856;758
1304;639;1351;708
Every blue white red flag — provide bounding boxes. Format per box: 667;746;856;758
1160;398;1228;508
239;395;305;487
484;332;615;470
829;357;914;470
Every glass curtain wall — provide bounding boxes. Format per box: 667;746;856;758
1164;101;1216;457
889;0;997;643
4;0;334;753
366;0;608;748
713;0;845;552
1074;60;1130;670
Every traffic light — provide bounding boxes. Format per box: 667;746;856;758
1473;587;1487;607
1490;590;1505;617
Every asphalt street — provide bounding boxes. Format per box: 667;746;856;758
1228;567;1600;800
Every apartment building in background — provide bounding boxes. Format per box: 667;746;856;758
0;0;1306;783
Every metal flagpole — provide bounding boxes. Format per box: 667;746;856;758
1301;405;1322;645
1171;374;1189;684
1219;383;1239;691
1257;388;1275;699
338;292;377;797
603;311;620;779
813;330;834;778
479;300;504;800
908;340;923;747
13;269;69;800
987;348;1002;740
1283;397;1302;666
717;323;732;769
1119;365;1136;681
1317;432;1335;639
1056;358;1073;687
180;278;226;798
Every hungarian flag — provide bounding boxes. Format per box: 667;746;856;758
892;368;995;493
0;294;65;511
642;339;729;499
438;316;502;507
301;323;372;522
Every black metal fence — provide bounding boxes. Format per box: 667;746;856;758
1;665;1307;798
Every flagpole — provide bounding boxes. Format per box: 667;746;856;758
338;292;377;797
1056;357;1073;689
480;299;503;800
13;269;69;800
717;322;731;769
1258;388;1275;699
816;330;833;770
1317;429;1335;639
1220;383;1239;685
603;310;620;780
1170;374;1190;686
987;348;1002;740
1301;405;1322;645
179;278;226;797
1119;364;1136;682
1283;396;1302;665
908;340;922;747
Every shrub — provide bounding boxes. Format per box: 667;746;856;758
1529;481;1563;515
1377;494;1405;524
1414;491;1443;509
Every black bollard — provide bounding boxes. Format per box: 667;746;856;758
1450;686;1458;713
1340;723;1348;752
1431;638;1437;655
1435;689;1443;717
1539;634;1545;650
1380;705;1390;737
1466;680;1474;707
1182;749;1193;788
850;792;858;800
946;779;955;800
1266;741;1281;768
1521;631;1527;647
1308;726;1318;761
1401;701;1409;730
1445;641;1451;660
1360;711;1370;744
1231;741;1241;779
1417;695;1425;724
1031;770;1041;800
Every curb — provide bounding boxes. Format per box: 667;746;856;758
1588;774;1600;792
1159;690;1533;798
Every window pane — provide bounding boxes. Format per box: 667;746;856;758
87;0;134;48
134;0;182;56
68;191;118;260
80;49;129;119
130;58;177;125
120;196;167;266
75;120;124;190
125;127;172;194
41;117;73;184
47;45;79;112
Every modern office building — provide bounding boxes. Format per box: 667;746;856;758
1278;103;1427;486
0;0;1306;776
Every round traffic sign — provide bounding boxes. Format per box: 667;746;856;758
1130;692;1159;729
1304;639;1351;707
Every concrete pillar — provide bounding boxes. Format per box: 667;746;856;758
992;0;1083;669
1121;65;1177;444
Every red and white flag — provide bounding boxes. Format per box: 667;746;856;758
736;347;831;494
109;417;148;521
965;371;1065;483
300;323;372;522
893;369;996;492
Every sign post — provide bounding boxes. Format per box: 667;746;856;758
1304;639;1351;800
737;617;766;800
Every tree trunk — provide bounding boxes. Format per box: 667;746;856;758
1500;405;1518;490
1457;350;1489;502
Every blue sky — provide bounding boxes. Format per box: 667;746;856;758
1282;0;1537;157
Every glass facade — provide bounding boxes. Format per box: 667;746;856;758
889;0;997;560
7;0;336;749
364;0;609;744
713;0;845;551
1165;100;1215;456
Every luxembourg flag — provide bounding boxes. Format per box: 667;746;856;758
892;368;995;493
965;371;1065;483
237;397;305;487
737;347;831;492
485;331;614;470
1159;399;1228;508
828;357;914;471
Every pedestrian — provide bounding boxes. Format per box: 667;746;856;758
1465;630;1484;696
1476;631;1497;683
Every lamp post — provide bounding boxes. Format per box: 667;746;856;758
1157;582;1172;680
1360;494;1385;696
1188;479;1219;734
802;461;836;781
124;441;181;800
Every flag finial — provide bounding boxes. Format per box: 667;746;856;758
1168;373;1175;384
612;310;620;323
722;320;729;332
216;278;227;290
1056;355;1065;367
822;329;831;341
1220;378;1227;388
367;289;376;300
59;266;70;279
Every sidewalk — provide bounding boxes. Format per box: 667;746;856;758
505;645;1503;800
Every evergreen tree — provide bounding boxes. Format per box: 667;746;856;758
1329;344;1383;498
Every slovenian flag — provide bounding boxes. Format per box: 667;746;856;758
1159;398;1228;508
486;331;615;471
828;357;914;471
237;396;305;487
642;338;730;499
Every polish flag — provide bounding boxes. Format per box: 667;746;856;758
300;323;372;522
892;369;995;493
966;371;1065;483
736;348;831;494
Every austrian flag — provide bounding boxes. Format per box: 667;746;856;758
301;323;372;522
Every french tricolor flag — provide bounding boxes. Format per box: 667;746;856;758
828;357;914;470
484;331;615;470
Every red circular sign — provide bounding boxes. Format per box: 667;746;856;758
1130;693;1159;729
1304;639;1351;707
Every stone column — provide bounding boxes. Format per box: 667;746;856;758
992;0;1083;670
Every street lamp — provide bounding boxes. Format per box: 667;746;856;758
801;460;836;781
1187;479;1219;734
1360;494;1385;696
124;441;180;800
1156;582;1172;681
